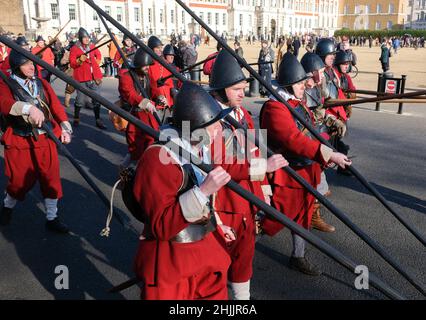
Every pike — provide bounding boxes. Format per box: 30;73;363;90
0;68;129;229
174;0;426;249
325;89;426;108
97;14;161;125
0;34;406;301
78;39;112;58
345;88;426;97
157;54;217;86
83;0;426;296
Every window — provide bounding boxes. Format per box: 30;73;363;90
215;13;219;25
160;9;164;23
375;21;381;29
148;8;152;23
354;5;360;14
182;12;185;24
171;10;174;23
365;5;370;14
377;4;382;13
239;14;243;26
69;4;76;20
343;5;349;14
105;6;111;15
389;4;394;13
208;12;211;24
51;3;59;20
93;10;98;21
134;8;140;22
200;12;204;21
223;13;226;25
117;7;123;22
387;21;393;29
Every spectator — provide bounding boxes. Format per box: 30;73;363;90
234;41;244;58
258;40;274;97
379;40;392;73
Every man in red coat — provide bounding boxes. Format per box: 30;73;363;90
133;82;235;300
118;48;158;166
147;36;175;113
0;41;11;66
113;35;137;77
260;53;351;275
31;36;54;82
208;50;288;300
203;42;222;79
69;27;106;129
0;50;72;233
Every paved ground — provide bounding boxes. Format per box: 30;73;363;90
0;43;425;300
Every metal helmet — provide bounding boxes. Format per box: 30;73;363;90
300;52;325;74
315;39;336;58
147;35;163;50
131;47;154;69
172;82;233;131
208;49;252;91
15;36;29;47
9;49;31;72
334;50;352;66
277;52;310;87
36;35;45;43
78;27;90;43
162;44;175;56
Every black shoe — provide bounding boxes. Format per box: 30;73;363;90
95;119;107;130
46;218;70;234
289;256;322;276
0;206;13;226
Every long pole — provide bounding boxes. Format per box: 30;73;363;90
82;0;426;295
174;0;426;247
1;35;405;300
0;69;128;229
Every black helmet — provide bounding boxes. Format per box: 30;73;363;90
334;50;352;65
78;27;90;43
300;52;325;74
315;39;336;58
162;44;175;56
173;82;233;130
208;50;252;91
147;36;163;49
15;36;29;47
277;52;310;87
131;48;154;69
36;35;45;43
9;49;31;72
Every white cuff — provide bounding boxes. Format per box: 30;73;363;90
22;104;33;115
9;102;31;116
179;186;210;223
320;145;333;163
249;158;267;182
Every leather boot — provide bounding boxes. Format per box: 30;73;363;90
311;202;335;233
289;256;322;276
64;93;71;108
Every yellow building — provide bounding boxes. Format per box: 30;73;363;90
338;0;410;30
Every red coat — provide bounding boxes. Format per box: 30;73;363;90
31;45;54;74
0;77;68;201
0;77;68;148
113;46;136;76
260;99;329;235
118;71;159;161
203;52;218;76
69;43;102;82
148;60;175;107
0;46;10;63
133;146;231;300
1;55;11;76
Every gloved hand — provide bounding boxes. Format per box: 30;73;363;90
333;119;347;137
138;98;156;113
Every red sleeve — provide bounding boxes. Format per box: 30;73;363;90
0;78;16;115
44;48;54;65
203;55;216;75
133;146;190;240
69;46;80;69
261;100;326;165
41;79;68;124
93;47;102;62
119;72;143;106
126;110;158;161
113;50;121;68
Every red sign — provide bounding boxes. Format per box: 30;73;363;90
385;80;397;94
